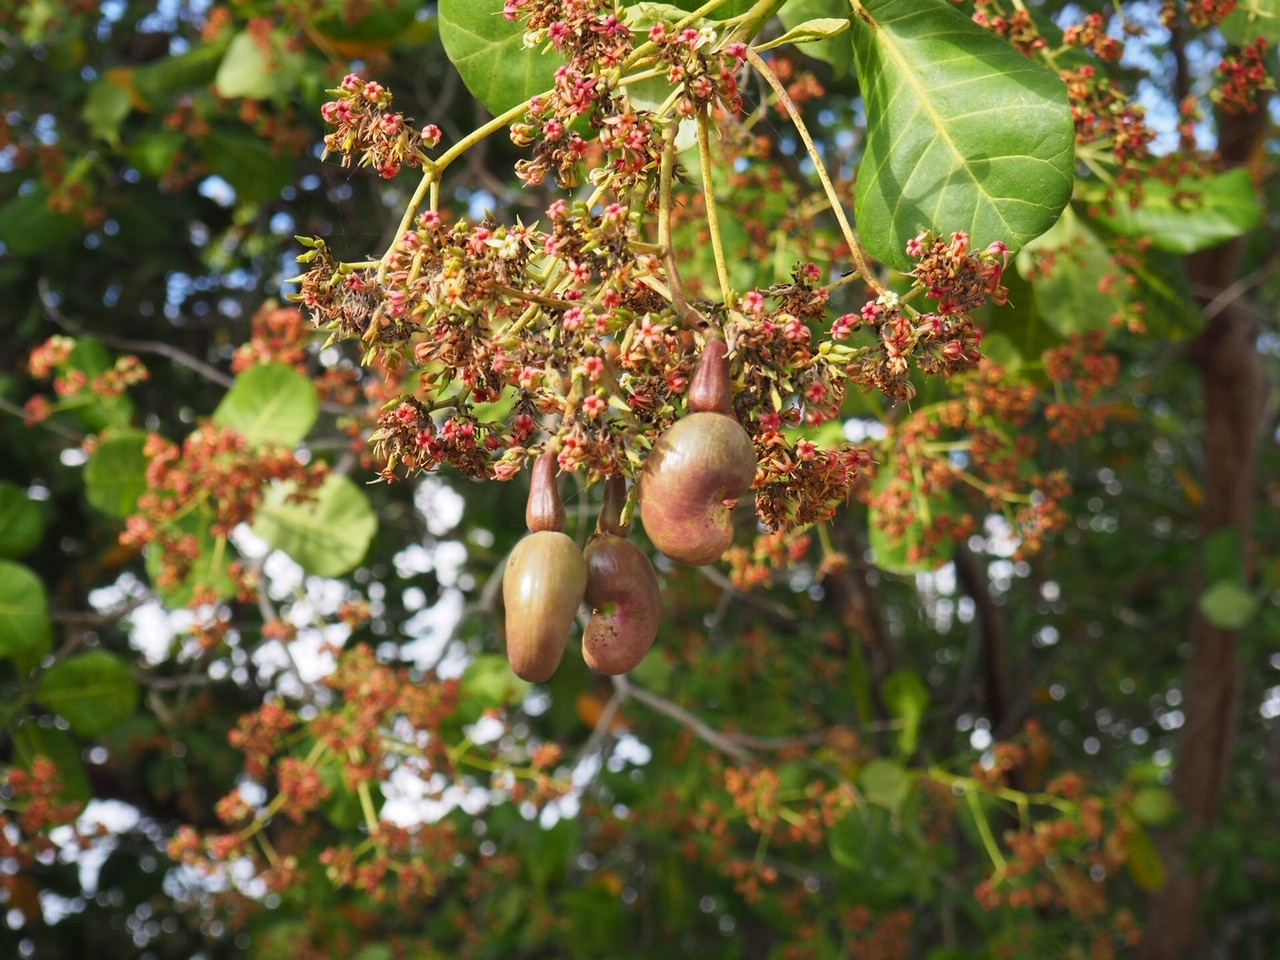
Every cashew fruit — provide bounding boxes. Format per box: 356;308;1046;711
503;530;587;682
639;337;756;565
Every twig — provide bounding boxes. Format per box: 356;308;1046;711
695;563;799;622
1195;257;1279;322
612;674;755;765
742;47;885;296
574;687;629;767
38;277;367;418
0;396;84;441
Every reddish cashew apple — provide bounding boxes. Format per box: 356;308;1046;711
583;475;662;675
639;337;757;565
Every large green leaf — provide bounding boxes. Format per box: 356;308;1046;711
1095;167;1262;254
850;0;1075;270
213;362;318;447
35;650;140;736
83;78;133;147
0;560;51;659
0;482;44;558
1221;0;1280;43
1125;247;1204;340
252;474;378;577
132;37;230;106
0;187;78;256
214;30;305;101
439;0;564;117
198;126;295;204
84;431;150;519
1017;205;1125;337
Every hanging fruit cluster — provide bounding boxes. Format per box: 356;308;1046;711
505;339;749;679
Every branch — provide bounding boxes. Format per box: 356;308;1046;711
0;396;84;442
612;674;755;765
38;277;367;418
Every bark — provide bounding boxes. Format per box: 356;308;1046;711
1138;102;1270;959
953;543;1011;735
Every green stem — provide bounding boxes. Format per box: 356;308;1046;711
726;0;788;45
965;789;1009;878
743;46;886;297
696;110;734;309
356;774;380;833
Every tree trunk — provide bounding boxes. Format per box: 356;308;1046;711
1138;102;1269;959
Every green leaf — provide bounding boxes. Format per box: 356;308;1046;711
83;78;133;146
1125;247;1204;340
146;506;238;607
778;0;853;73
1129;786;1178;826
979;259;1061;363
458;654;530;722
850;0;1075;270
0;560;52;659
213;363;318;447
0;187;78;256
1203;527;1245;583
84;432;150;519
127;130;186;180
756;17;850;52
35;650;139;736
214;30;304;100
1221;0;1280;44
882;668;930;756
860;757;913;811
1094;168;1262;255
252;474;378;578
318;760;383;829
61;337;135;431
132;37;231;106
1198;580;1259;630
1126;819;1166;892
198;126;295;204
0;482;44;559
312;0;424;45
439;0;564;117
1017;205;1126;337
828;806;869;869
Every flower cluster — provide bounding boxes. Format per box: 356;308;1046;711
1214;39;1274;115
864;361;1076;563
649;25;747;117
120;424;327;594
1061;12;1124;61
1174;0;1239;28
1043;330;1121;443
231;300;313;372
1061;66;1156;171
972;0;1049;58
840;229;1002;404
320;73;441;179
24;335;148;424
